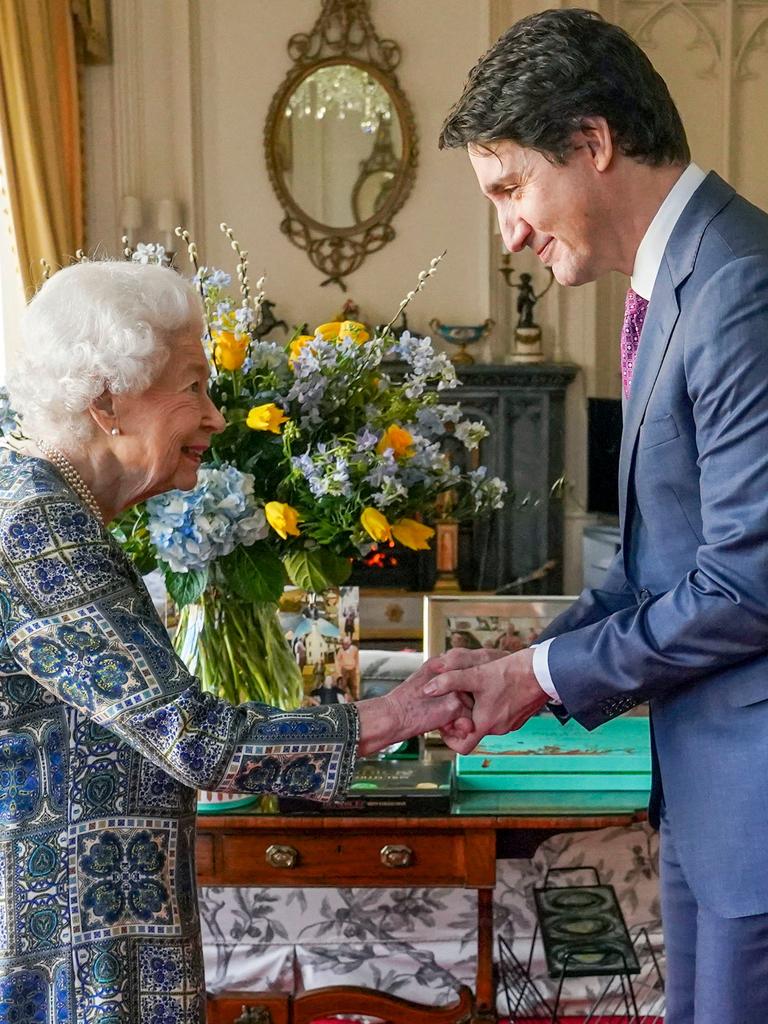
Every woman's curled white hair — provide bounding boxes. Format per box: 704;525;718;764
8;260;202;448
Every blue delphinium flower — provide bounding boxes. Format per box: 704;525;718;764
146;464;267;573
455;420;489;450
195;267;231;292
468;466;508;512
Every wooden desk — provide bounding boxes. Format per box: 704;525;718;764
198;800;646;1024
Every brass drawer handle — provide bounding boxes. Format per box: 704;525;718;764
380;843;413;868
266;843;298;869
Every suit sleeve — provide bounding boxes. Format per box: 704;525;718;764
0;492;358;798
536;548;637;643
549;254;768;728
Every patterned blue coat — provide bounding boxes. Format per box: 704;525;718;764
0;449;358;1023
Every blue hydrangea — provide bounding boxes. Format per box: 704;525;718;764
146;464;267;573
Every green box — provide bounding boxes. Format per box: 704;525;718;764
455;717;651;793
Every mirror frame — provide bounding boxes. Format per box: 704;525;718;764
264;0;418;290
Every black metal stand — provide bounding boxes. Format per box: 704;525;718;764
497;866;665;1023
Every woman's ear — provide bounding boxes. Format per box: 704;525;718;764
89;389;120;436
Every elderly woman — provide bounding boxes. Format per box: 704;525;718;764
0;261;468;1023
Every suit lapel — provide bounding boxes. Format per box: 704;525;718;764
617;172;735;551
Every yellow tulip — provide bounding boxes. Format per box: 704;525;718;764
212;329;248;371
314;322;342;342
338;320;370;344
246;403;289;434
360;507;393;543
265;501;301;539
288;334;315;365
391;518;435;551
377;424;415;459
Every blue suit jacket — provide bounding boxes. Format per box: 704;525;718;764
541;172;768;917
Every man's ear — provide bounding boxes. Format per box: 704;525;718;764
89;389;119;436
575;116;614;172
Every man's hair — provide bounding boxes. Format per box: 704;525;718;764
439;8;689;166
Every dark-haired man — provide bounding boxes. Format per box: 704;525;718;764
426;10;768;1021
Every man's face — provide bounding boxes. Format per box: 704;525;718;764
469;137;614;287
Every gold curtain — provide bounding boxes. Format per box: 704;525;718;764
0;0;85;296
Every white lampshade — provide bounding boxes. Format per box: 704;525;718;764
120;195;142;231
156;198;181;234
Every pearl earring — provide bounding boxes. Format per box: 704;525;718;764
111;427;119;436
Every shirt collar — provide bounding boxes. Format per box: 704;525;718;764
631;162;707;300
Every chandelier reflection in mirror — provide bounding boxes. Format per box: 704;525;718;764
265;0;418;289
285;65;393;133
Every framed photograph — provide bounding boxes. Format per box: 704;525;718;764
278;586;361;704
423;594;577;658
358;589;424;643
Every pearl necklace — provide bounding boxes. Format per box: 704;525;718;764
37;440;104;524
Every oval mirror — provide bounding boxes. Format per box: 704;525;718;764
275;62;404;230
264;0;418;289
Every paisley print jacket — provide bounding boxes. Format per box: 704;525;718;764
0;449;358;1024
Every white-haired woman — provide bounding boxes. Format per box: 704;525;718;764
0;261;469;1023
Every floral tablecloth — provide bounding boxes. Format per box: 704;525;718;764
199;821;663;1014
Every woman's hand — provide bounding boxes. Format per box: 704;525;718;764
355;647;504;756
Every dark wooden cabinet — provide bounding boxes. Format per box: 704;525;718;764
454;363;577;593
348;363;577;594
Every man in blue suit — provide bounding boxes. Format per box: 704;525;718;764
428;9;768;1022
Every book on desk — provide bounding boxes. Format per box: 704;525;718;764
278;758;453;816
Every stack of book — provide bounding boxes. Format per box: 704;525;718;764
279;758;452;815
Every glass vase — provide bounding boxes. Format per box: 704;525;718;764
173;588;304;709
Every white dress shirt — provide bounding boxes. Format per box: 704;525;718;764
532;162;707;703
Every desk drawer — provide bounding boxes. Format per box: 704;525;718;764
198;828;483;887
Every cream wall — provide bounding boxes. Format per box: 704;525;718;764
82;0;768;591
84;0;491;333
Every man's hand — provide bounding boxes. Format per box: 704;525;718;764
424;647;549;754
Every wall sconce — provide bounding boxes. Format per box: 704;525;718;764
119;195;143;245
156;199;181;261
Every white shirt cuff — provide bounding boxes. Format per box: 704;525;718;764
531;638;561;704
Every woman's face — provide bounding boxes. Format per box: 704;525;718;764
114;327;225;498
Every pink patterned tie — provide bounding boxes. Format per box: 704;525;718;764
621;288;649;399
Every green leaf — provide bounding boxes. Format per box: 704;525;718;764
132;550;159;576
164;567;208;608
219;542;285;603
283;548;351;592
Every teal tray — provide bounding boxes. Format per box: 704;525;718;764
455;717;651;792
196;793;262;815
452;789;650;815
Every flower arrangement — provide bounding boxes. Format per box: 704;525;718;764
113;228;510;705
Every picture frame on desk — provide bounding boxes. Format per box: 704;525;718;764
358;589;424;644
423;593;577;657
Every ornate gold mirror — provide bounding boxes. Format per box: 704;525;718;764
264;0;418;289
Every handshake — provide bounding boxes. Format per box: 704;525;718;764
356;646;550;757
